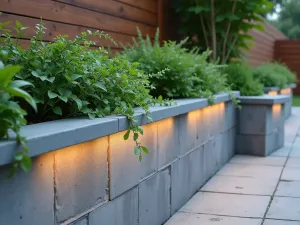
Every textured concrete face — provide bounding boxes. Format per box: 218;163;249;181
238;105;268;135
109;123;158;199
203;138;218;181
225;101;236;131
165;212;262;225
0;152;54;225
54;137;108;222
71;217;88;225
89;187;138;225
180;192;270;218
201;175;278;195
236;134;267;156
171;147;204;214
157;118;180;168
196;108;210;147
178;111;198;155
267;197;300;221
139;169;171;225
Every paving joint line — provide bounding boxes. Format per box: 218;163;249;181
260;123;300;225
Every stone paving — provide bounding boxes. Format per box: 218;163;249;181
165;108;300;225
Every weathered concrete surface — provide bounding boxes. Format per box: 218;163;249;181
0;152;54;225
166;108;300;225
89;187;138;225
109;123;158;199
139;169;171;225
54;137;109;222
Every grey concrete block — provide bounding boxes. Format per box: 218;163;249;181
225;101;236;131
0;152;54;225
203;138;218;181
89;187;138;225
238;95;290;105
54;137;109;222
228;127;236;160
237;105;269;135
139;169;171;225
171;147;205;214
178;112;198;155
71;217;88;225
157;118;180;168
196;108;211;147
109;123;157;199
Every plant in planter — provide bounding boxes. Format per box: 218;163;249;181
0;21;163;167
224;63;264;96
122;29;230;103
253;62;296;88
0;62;37;175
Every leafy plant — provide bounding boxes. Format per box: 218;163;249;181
0;61;37;176
253;62;296;88
224;63;264;96
174;0;274;63
0;21;159;161
123;29;230;102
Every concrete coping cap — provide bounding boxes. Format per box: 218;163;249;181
239;94;290;105
0;91;240;166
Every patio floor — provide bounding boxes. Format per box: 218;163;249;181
165;107;300;225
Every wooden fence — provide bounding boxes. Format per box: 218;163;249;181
0;0;171;52
275;40;300;95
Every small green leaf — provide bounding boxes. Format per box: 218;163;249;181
48;91;58;99
31;71;39;77
139;154;142;161
71;74;83;80
53;106;62;115
14;152;23;161
94;82;107;92
123;130;130;140
140;146;149;154
134;146;141;155
133;132;139;141
138;126;144;135
20;155;31;172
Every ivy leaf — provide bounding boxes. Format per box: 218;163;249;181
123;130;130;140
53;106;62;115
134;146;141;155
133;132;139;141
14;152;23;161
140;146;149;155
20;155;32;172
93;82;107;92
139;154;142;161
48;91;58;99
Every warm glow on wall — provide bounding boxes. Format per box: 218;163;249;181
268;91;278;96
280;88;291;95
272;104;282;118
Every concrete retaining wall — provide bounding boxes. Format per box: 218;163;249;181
0;93;238;225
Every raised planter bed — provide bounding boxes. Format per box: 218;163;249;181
264;84;296;120
0;92;238;225
236;95;290;157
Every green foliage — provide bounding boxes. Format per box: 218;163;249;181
123;29;230;102
0;21;159;165
224;63;264;96
272;0;300;39
173;0;274;63
253;62;296;88
0;61;36;176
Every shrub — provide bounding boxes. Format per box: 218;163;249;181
0;61;36;175
253;62;296;88
0;21;159;162
122;29;230;102
224;63;264;96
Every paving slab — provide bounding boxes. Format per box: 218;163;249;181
276;181;300;197
165;212;262;225
230;155;286;167
286;158;300;168
271;146;290;157
201;175;278;196
264;220;300;225
290;149;300;158
217;163;282;180
180;192;270;218
267;197;300;221
282;167;300;181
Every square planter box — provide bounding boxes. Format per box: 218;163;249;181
236;95;290;156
